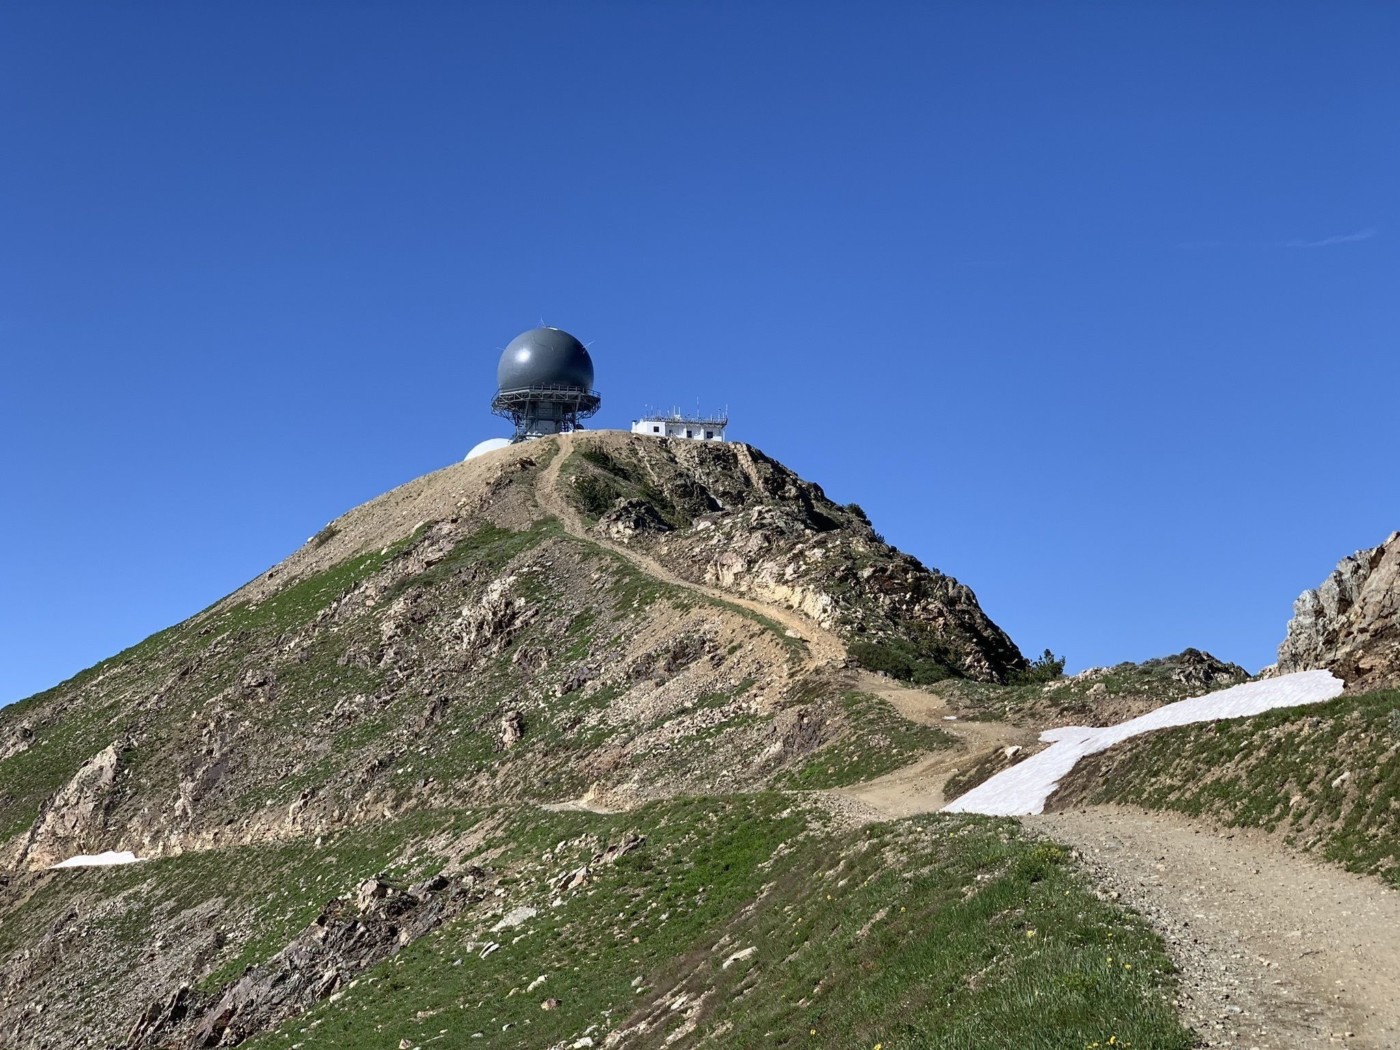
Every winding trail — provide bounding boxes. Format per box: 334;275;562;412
830;679;1037;817
534;435;1026;805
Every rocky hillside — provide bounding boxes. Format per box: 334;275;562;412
0;434;1022;875
944;647;1249;729
1275;531;1400;691
555;435;1025;683
10;435;1210;1050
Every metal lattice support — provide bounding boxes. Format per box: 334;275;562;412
490;385;602;441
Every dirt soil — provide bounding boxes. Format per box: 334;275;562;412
1028;806;1400;1050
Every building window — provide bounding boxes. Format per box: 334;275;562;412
685;429;693;438
704;430;714;439
652;425;661;433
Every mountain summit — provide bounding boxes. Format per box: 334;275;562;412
2;432;1023;871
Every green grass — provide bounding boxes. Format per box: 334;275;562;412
782;691;957;789
220;548;399;637
1056;688;1400;887
380;520;562;604
235;799;1190;1050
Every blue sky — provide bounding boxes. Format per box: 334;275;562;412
3;2;1397;704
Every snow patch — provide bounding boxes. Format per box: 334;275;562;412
50;850;142;869
943;670;1344;817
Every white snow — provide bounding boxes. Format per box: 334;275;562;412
943;669;1344;817
49;850;143;869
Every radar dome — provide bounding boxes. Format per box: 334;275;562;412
465;437;512;462
497;327;594;392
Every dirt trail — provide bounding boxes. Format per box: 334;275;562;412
833;679;1036;817
1030;807;1400;1050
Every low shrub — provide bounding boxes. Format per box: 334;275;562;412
849;638;961;685
1007;648;1066;685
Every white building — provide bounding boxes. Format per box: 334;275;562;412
631;410;728;442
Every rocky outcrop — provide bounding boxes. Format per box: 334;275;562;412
0;722;33;763
1275;532;1400;691
1143;648;1248;691
451;575;536;659
125;871;485;1049
597;497;672;539
12;742;123;869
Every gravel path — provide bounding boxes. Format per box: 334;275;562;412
1028;807;1400;1050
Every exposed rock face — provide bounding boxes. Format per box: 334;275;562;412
11;742;123;869
1275;532;1400;691
0;722;33;763
453;575;536;658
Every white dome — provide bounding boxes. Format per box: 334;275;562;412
465;437;512;462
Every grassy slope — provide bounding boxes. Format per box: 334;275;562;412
780;691;956;790
1;800;1194;1048
211;798;1190;1050
1051;689;1400;887
0;811;480;1034
0;530;422;846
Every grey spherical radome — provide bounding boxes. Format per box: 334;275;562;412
496;327;595;392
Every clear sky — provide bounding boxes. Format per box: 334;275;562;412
3;2;1397;705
